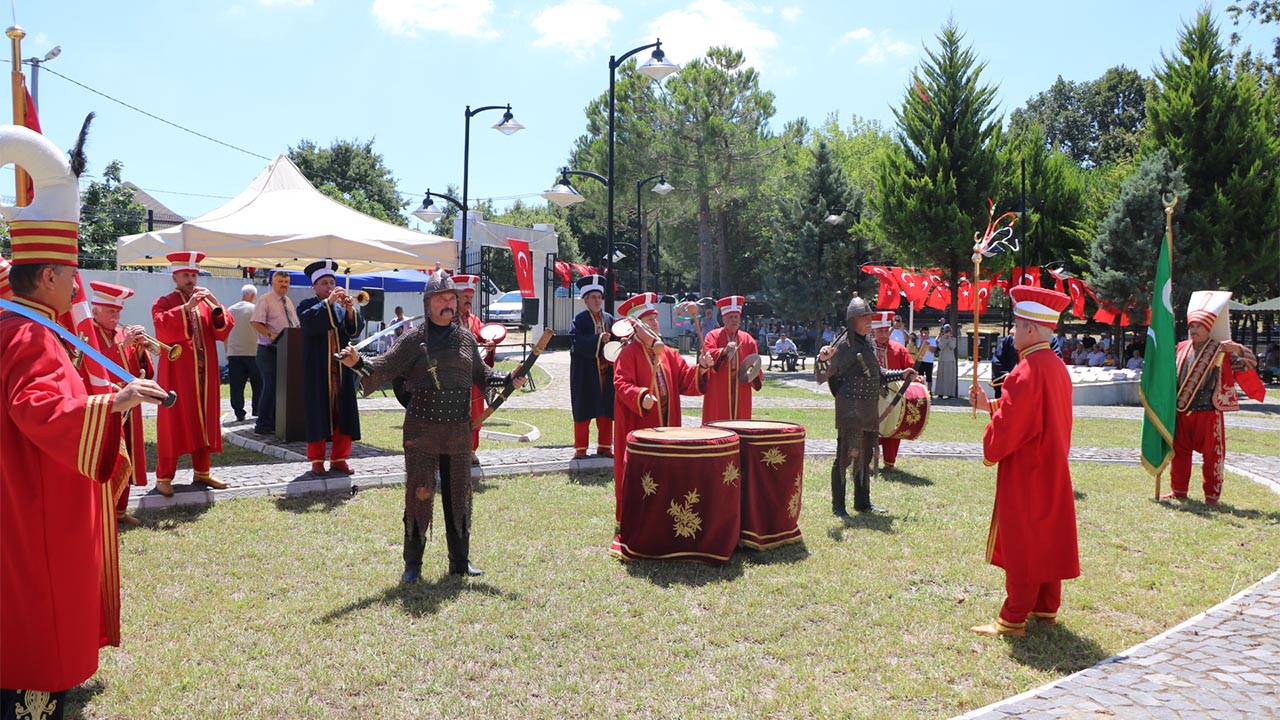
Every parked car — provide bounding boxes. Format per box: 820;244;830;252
487;290;525;324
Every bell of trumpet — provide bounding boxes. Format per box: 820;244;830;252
141;332;183;361
354;290;371;306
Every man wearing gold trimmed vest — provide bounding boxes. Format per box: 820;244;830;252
1164;291;1264;505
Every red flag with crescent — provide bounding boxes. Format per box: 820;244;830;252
554;261;571;288
1067;278;1087;318
976;280;994;315
892;267;928;305
861;265;900;309
957;277;974;311
506;238;535;298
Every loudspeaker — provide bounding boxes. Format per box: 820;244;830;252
361;288;385;324
521;297;540;326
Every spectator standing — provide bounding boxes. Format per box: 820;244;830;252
225;284;262;422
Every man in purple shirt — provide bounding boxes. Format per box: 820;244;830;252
249;270;298;434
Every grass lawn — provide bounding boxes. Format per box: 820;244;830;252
87;458;1280;719
355;407;1280;458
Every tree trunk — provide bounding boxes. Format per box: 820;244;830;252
698;192;714;297
717;209;731;295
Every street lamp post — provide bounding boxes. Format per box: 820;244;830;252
22;44;60;112
413;189;466;224
602;40;679;313
635;174;674;292
460;104;523;273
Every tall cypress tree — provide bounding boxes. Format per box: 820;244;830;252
875;20;1003;333
1144;10;1280;299
764;139;860;341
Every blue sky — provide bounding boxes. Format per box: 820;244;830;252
8;1;1275;225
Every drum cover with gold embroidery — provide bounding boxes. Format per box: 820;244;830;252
609;426;741;565
708;420;805;550
878;380;931;440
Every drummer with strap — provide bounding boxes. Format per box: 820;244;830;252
569;274;615;460
871;311;916;470
699;294;763;423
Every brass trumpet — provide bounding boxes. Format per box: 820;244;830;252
329;288;370;309
194;287;221;311
140;332;183;361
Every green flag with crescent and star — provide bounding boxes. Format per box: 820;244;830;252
1140;219;1176;478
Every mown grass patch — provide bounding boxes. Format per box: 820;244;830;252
90;458;1280;719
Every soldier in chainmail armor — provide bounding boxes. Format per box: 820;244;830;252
341;271;521;582
816;294;916;516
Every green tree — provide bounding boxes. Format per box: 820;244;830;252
288;138;407;226
1008;66;1150;167
1088;149;1190;318
662;46;778;296
996;124;1089;272
1144;10;1280;300
764;139;861;338
875;20;1003;332
79;160;145;269
1226;0;1280;90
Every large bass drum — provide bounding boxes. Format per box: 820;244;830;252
878;380;930;440
610;426;742;565
707;420;805;550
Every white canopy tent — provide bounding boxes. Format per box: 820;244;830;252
117;154;456;273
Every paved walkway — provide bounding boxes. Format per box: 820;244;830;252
131;349;1280;718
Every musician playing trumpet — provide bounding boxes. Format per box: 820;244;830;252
569;274;615;460
699;294;762;423
152;251;234;497
86;281;156;526
298;258;364;475
611;293;714;525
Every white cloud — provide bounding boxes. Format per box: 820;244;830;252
372;0;498;39
781;7;801;22
648;0;778;69
531;0;624;60
843;27;873;42
841;27;914;64
258;0;313;6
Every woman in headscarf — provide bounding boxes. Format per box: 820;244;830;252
935;323;958;398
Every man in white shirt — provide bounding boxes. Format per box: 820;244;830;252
774;333;799;371
1087;346;1107;367
249;270;299;434
913;327;937;392
225;284;261;422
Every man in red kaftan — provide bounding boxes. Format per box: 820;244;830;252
968;285;1079;638
151;250;233;496
612;293;712;522
453;274;495;463
870;310;916;470
699;294;762;423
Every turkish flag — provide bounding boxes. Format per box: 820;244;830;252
976;281;995;315
1067;279;1088;319
571;263;592;279
507;239;535;298
1011;266;1041;288
892;268;927;305
957;279;974;311
924;274;950;310
59;272;113;394
862;265;900;309
554;261;571;288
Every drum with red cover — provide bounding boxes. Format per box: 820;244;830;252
609;426;741;565
708;419;805;550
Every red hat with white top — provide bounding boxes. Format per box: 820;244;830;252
452;274;480;294
168;250;206;274
1009;285;1072;329
617;292;659;319
89;280;135;309
716;295;745;316
870;311;895;329
1187;290;1231;341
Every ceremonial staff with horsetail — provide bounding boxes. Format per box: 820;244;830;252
969;199;1019;417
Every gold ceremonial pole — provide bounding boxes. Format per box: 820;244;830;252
1154;193;1179;501
969;235;983;418
5;25;30;206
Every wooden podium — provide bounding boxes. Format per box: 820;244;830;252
275;327;306;442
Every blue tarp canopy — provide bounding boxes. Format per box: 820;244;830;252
288;268;433;292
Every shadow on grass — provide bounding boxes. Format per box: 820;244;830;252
623;557;746;587
882;467;934;487
1008;624;1112;673
65;678;106;720
1158;497;1280;524
1074;489;1088;502
568;467;614;486
318;578;521;622
826;511;898;539
131;502;213;532
274;492;353;514
736;541;810;566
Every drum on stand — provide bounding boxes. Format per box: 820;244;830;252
610;426;741;565
478;322;508;346
707;420;805;550
878;380;931;440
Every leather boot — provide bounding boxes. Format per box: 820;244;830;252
401;522;425;584
831;459;849;518
441;458;483;576
853;467;887;514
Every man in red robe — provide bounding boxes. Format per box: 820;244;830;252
870;311;916;470
453;274;495;464
2;224;167;712
700;294;762;422
86;281;156;527
612;292;713;522
1165;291;1265;505
968;285;1079;637
151;251;234;496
